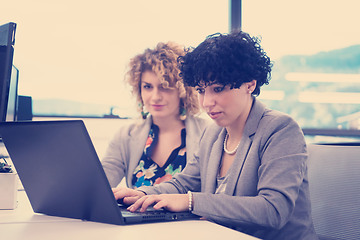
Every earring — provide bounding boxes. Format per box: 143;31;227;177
248;90;252;94
138;102;149;119
141;111;149;119
179;107;187;121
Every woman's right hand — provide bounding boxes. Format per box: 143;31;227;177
112;186;146;205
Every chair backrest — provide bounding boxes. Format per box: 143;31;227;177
307;144;360;240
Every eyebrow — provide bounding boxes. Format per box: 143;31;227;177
141;81;152;85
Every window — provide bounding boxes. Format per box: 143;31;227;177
1;0;228;118
242;0;360;142
2;1;360;142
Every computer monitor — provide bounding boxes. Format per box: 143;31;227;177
5;65;19;121
0;22;17;122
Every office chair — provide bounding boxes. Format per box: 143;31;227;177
307;144;360;240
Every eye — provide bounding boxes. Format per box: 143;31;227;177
159;84;175;93
195;87;205;94
142;83;152;89
213;86;225;93
159;85;168;91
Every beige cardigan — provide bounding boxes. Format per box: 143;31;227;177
101;115;210;188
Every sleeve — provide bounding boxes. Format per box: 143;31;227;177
192;114;307;230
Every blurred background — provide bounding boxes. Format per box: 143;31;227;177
1;0;360;155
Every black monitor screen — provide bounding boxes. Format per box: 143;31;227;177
0;22;16;122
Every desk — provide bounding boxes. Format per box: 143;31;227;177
0;191;260;240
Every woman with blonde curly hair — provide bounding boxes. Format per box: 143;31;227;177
101;42;210;189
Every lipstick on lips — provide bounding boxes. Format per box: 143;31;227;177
208;111;221;119
152;104;164;111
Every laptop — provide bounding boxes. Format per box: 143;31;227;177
0;120;198;225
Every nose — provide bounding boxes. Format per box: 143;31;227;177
152;88;162;101
200;91;215;109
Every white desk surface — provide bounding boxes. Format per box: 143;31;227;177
0;191;260;240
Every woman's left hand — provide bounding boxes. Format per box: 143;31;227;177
127;194;188;213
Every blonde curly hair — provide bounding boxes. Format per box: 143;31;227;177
125;42;200;118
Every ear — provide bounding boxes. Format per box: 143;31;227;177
245;80;257;93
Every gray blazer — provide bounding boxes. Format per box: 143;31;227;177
139;99;318;240
101;115;210;188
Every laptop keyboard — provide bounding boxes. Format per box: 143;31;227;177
118;204;166;216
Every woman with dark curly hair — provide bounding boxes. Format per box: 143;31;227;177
101;42;210;189
113;32;318;240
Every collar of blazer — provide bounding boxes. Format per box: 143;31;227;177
243;97;267;138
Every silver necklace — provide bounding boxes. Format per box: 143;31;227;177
223;133;241;155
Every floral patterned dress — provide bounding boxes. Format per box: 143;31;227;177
132;124;187;188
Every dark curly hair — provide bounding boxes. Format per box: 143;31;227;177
179;31;273;96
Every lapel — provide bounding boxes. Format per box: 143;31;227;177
126;117;152;187
224;98;266;195
203;128;226;193
225;136;252;195
184;116;197;159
